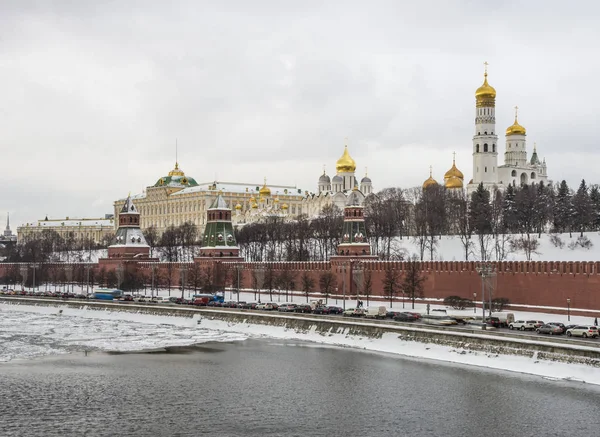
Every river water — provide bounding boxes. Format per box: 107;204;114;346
0;310;599;436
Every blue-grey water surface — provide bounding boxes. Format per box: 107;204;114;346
1;340;599;437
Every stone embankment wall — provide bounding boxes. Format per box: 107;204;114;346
2;297;599;367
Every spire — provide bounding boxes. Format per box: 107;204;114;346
514;105;519;122
120;194;139;214
530;142;540;165
5;212;9;231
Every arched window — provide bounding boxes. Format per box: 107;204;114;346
485;166;487;173
492;144;496;152
476;144;480;153
531;172;536;180
511;170;517;177
520;173;527;185
484;143;488;152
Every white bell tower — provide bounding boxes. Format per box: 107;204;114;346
469;63;500;193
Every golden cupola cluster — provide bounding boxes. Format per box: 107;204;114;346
506;107;526;136
422;167;438;190
444;154;464;189
475;64;496;108
336;145;357;173
259;178;271;197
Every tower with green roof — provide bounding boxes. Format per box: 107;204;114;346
198;194;243;259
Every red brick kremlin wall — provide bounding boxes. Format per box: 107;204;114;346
1;260;599;311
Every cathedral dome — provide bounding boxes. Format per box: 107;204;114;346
281;203;289;210
168;162;185;177
319;172;331;183
444;158;464;181
259;179;271;196
235;203;242;210
332;175;343;184
423;168;438;190
475;70;496;106
445;176;464;189
361;176;372;183
336;145;356;173
506;113;526;136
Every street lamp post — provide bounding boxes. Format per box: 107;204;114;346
180;265;188;300
473;292;477;314
567;298;571;321
342;263;347;311
235;264;242;304
476;263;496;330
85;264;91;296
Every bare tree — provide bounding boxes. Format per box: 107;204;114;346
382;266;400;308
301;271;315;302
401;256;427;309
318;271;337;304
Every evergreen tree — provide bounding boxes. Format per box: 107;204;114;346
502;184;517;233
553;180;573;235
572;179;592;236
589;185;600;231
469;183;492;260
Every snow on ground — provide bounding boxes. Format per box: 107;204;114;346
394;231;600;262
1;300;599;386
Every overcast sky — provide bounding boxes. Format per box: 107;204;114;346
2;0;599;228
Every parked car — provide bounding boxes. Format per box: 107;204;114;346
564;324;578;332
327;306;343;315
278;304;297;312
547;322;566;334
295;304;312;313
533;320;545;328
485;317;501;328
509;320;537;331
491;312;515;327
387;311;402;319
566;326;599;338
313;306;331;315
364;306;387;319
536;324;564;335
343;308;365;317
393;312;419;322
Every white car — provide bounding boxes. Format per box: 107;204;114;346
509;320;537;331
566;326;599;338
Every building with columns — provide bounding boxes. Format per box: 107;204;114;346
114;162;305;235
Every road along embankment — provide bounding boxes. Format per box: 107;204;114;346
2;297;599;368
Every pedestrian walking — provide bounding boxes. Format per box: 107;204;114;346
594;317;598;326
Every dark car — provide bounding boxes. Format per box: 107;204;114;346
313;306;330;315
295;304;312;313
485;317;501;328
537;324;564;335
394;312;419;322
327;306;343;315
548;322;566;334
387;311;402;319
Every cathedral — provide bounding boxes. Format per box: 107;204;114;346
424;65;549;193
302;141;373;216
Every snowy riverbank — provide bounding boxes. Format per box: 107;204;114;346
1;301;599;386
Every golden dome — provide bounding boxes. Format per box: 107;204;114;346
259;178;271;197
336;145;356;173
444;155;464;181
475;65;496;107
274;197;279;203
423;167;438;190
168;162;185;177
445;176;464;189
251;202;258;209
506;107;526;136
249;196;256;203
281;203;289;210
235;203;242;210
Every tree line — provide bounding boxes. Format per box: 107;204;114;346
4;179;595;265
